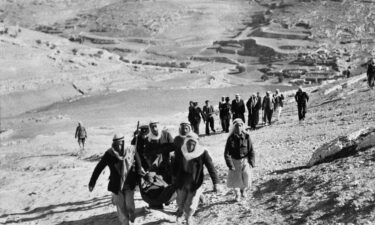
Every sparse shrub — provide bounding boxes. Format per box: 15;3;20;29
36;39;42;44
72;48;78;55
261;75;269;81
278;75;284;83
180;62;188;68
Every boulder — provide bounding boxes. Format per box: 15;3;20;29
308;127;375;166
346;73;366;87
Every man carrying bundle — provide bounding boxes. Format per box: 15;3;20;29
88;133;141;225
137;121;176;209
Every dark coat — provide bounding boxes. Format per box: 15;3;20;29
262;95;275;111
295;91;309;106
174;149;218;191
274;94;284;108
256;96;262;111
219;102;225;118
188;106;195;124
231;99;246;115
131;136;152;171
203;105;215;118
246;96;258;114
75;126;87;139
224;131;255;170
220;102;231;118
89;148;141;194
189;107;204;123
367;63;375;78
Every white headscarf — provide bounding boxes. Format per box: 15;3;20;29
178;122;192;138
147;121;162;141
181;133;205;161
228;118;247;137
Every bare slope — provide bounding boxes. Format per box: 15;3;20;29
1;75;375;225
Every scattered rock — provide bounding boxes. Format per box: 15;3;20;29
308;127;375;166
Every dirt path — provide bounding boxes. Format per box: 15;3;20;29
2;76;375;224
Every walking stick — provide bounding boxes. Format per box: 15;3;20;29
134;121;140;148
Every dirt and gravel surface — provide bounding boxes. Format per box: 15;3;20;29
1;75;375;225
1;0;375;224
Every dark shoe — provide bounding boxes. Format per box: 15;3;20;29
129;212;135;222
149;204;163;210
176;209;183;217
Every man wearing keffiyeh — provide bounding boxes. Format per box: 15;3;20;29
88;133;140;225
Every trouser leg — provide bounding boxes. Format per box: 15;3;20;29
176;189;188;217
302;105;307;120
254;110;259;125
112;192;130;225
205;120;210;135
209;117;215;132
184;187;203;224
297;106;302;121
263;111;266;124
247;113;252;127
124;189;135;223
277;107;282;120
192;122;200;135
370;75;375;88
267;110;273;124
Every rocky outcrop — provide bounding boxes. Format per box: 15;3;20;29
308;127;375;166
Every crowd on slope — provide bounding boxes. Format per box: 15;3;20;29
78;60;375;225
80;87;312;225
187;88;309;136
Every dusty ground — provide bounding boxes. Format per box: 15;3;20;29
1;75;375;225
1;0;375;225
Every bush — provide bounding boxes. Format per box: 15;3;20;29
278;75;284;83
261;75;269;81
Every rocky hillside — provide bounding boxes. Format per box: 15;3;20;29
1;72;375;225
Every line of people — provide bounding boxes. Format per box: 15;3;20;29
188;90;285;136
88;119;255;225
187;88;310;137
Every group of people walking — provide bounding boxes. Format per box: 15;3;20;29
85;87;315;225
88;119;255;225
187;90;292;137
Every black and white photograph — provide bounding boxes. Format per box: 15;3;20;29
1;0;375;224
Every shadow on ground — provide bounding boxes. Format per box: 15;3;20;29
1;196;112;224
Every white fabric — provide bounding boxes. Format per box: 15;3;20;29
177;187;203;220
110;146;136;191
227;158;252;189
276;106;283;120
112;189;135;225
181;136;205;161
147;131;162;141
